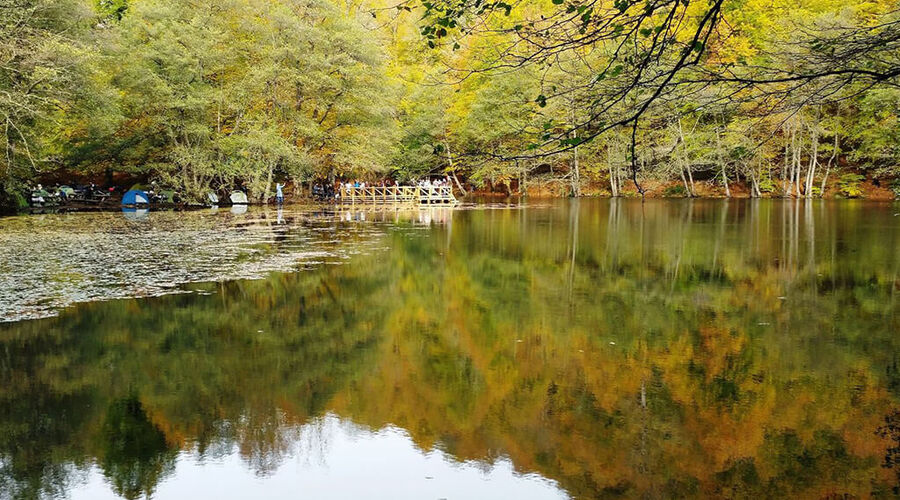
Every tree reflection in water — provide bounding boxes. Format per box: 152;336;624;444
100;397;176;499
0;199;898;498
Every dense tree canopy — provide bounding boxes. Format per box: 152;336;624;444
0;0;899;209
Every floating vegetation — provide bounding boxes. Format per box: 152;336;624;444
0;208;397;322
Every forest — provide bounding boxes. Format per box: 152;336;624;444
1;0;899;210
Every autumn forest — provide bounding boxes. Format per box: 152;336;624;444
2;0;900;211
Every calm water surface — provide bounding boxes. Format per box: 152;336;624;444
1;199;899;499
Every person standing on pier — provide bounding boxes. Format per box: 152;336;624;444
275;182;284;205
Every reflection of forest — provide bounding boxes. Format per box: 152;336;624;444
1;200;898;499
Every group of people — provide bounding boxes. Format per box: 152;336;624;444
416;177;453;188
29;183;110;206
304;177;455;202
29;176;452;208
310;183;335;201
29;181;188;208
340;179;399;189
336;176;453;192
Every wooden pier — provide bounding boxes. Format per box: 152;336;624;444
340;185;457;205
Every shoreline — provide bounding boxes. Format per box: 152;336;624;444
472;178;899;201
5;195;898;219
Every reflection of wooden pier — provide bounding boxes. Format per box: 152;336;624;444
340;186;457;205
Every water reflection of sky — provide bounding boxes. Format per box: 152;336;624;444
70;415;567;500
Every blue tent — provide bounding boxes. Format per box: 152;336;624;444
122;189;149;206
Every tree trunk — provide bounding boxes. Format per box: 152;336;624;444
783;126;790;197
793;127;803;197
263;162;274;204
821;133;838;196
685;165;695;197
444;139;467;196
570;105;580;197
679;165;689;195
722;162;731;198
789;123;798;196
521;161;528;197
749;167;760;198
805;120;819;198
572;140;580;197
607;142;619;197
676;118;695;197
715;125;731;198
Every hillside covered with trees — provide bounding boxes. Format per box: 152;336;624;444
1;0;899;210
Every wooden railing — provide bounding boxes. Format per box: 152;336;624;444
340;185;457;205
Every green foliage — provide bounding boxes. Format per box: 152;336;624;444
1;0;900;209
890;178;900;198
94;0;128;20
758;175;777;193
0;0;101;209
0;0;399;209
846;89;900;176
0;183;29;215
837;173;865;198
392;85;449;180
663;184;687;197
92;0;397;200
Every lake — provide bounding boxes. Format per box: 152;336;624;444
1;199;899;499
